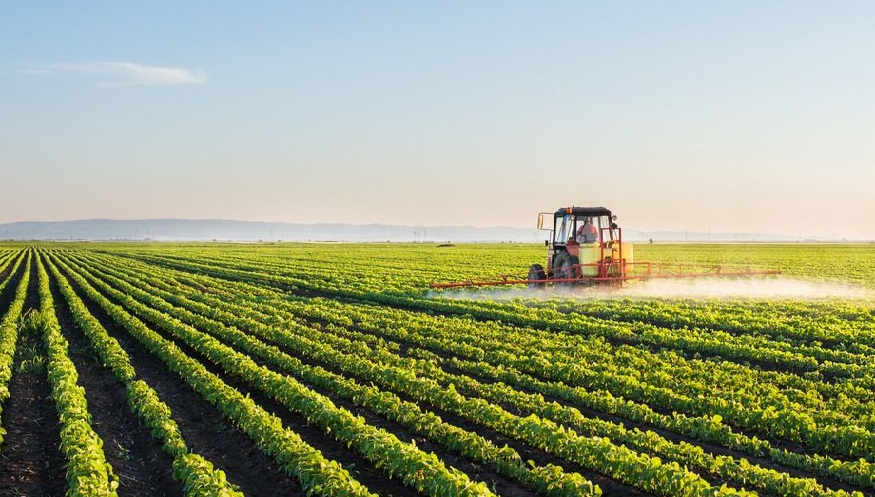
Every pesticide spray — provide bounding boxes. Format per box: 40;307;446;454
429;277;872;302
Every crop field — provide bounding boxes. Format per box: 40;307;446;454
0;242;874;497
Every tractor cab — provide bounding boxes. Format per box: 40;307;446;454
543;206;617;247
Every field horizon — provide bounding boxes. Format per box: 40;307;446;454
2;218;862;243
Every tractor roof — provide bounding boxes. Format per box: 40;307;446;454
554;206;613;218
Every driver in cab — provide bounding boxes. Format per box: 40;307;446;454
576;217;599;243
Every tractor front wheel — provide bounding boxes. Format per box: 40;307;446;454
552;252;580;286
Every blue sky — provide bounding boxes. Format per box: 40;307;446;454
2;1;874;239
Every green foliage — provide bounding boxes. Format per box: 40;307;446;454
31;255;119;497
43;255;243;497
0;250;30;447
49;253;376;497
2;241;871;497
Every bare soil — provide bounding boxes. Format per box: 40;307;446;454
97;280;417;497
0;258;66;497
59;258;309;497
44;255;184;496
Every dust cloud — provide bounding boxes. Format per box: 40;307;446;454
616;277;870;300
429;277;872;302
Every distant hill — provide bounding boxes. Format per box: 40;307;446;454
0;219;542;242
0;218;803;243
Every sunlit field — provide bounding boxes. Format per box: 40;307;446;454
0;242;873;497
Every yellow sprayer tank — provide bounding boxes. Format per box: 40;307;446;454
578;242;634;277
614;242;634;266
578;243;602;276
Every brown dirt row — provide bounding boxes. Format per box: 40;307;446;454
57;258;411;497
0;254;67;497
43;254;184;496
0;252;26;327
81;253;648;496
0;251;23;284
58;256;309;497
113;297;419;497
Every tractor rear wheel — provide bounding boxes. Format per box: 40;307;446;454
527;264;546;289
552;252;579;286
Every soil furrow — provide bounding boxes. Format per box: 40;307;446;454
44;254;183;496
59;258;308;497
0;255;67;497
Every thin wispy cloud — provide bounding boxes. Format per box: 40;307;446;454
25;61;206;87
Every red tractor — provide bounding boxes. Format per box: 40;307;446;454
527;206;631;287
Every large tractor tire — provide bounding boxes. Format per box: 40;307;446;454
552;251;580;287
527;264;546;289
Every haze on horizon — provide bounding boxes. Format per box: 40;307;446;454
2;2;874;240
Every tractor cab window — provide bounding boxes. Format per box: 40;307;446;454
596;215;618;242
554;214;574;243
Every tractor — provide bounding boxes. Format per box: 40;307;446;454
429;205;780;290
527;206;631;287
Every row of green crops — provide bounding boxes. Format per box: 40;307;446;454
0;249;249;496
70;247;874;496
48;254;377;497
1;241;873;497
1;249;376;496
32;254;120;496
62;250;740;496
92;241;875;291
108;245;875;460
43;254;244;496
65;242;875;490
0;251;29;447
57;253;600;497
